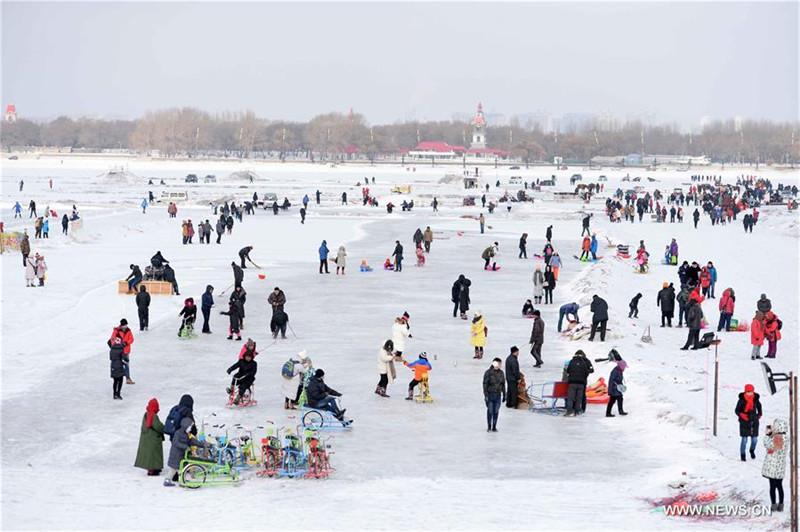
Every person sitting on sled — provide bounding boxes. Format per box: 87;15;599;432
226;350;257;404
306;369;349;425
383;258;395;270
178;298;196;337
238;338;258;359
403;352;432;400
415;245;425;267
636;247;649;273
522;300;535;317
360;260;373;272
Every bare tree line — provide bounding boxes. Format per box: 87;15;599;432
2;108;798;163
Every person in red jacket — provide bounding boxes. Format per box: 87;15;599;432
699;267;712;298
580;236;591;260
110;319;135;384
751;311;765;360
688;285;705;305
763;311;782;358
716;288;736;332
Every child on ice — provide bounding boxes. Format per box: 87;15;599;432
220;301;242;340
404;352;432;400
629;293;642;318
383;258;394;270
360;260;373;272
415;245;425;267
522;300;535;317
226;350;257;404
178;297;196;337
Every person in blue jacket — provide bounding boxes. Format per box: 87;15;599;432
318;240;330;274
707;261;717;298
13;202;22;218
590;233;598;260
201;285;214;333
302;194;310;209
557;302;580;332
141;199;148;214
606;359;628;417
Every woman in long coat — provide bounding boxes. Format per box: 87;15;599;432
134;398;164;476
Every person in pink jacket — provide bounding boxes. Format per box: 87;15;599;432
716;288;735;332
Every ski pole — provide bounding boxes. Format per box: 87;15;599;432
288;323;298;339
219;282;235;296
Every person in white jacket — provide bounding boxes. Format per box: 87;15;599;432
336;246;347;275
281;350;312;409
376;340;396;397
391;314;412;357
25;256;37;287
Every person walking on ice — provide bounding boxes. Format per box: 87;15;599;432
483;358;505;432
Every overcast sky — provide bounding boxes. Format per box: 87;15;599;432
2;2;797;128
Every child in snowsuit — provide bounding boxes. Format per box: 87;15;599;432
404;352;432;400
178;298;197;337
108;337;126;400
226;351;257;404
628;293;642;318
220;301;242;340
522;300;535;316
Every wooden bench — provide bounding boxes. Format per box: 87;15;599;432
118;280;173;295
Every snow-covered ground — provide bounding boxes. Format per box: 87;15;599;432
1;157;798;530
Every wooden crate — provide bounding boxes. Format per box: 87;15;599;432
118;280;173;295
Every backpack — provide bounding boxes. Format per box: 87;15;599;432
163;405;183;437
777;319;783;331
282;359;298;379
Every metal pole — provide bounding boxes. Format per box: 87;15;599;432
713;340;719;436
790;373;797;532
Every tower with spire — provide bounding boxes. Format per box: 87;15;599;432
470;102;486;149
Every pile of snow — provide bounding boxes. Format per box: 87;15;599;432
227;170;264;182
96;167;143;185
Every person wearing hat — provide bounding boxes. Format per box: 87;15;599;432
505;347;521;408
109;319;135;385
588;295;609;342
483;358;505;432
564;350;593;417
238;246;254;268
281;351;312;409
268;287;286;314
376;340;396;397
529;310;545;367
606;359;628;417
628;293;642;318
403;352;432;400
392;240;404;272
226;349;257;405
470;311;487;359
392;316;411;358
734;384;762;461
306;368;350;425
657;282;676;327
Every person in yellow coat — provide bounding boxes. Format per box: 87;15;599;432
470;311;487;359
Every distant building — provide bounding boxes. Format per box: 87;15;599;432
470;103;486;149
734;116;743;133
4;104;16;123
411;103;510;161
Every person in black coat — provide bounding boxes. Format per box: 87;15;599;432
135;285;151;331
734;384;763;461
126;264;143;292
565;350;593;416
238;246;253;268
392;241;404;272
220;301;242;340
677;261;689;287
229;286;246;329
61;213;69;234
589;295;609;341
150;251;168;269
686;261;701;287
109;337;126;400
543;266;556;305
451;274;471;319
681;299;704;350
231;262;244;288
657;282;676;327
306;369;347;422
271;309;289;339
201;285;214;333
545;225;553;242
483;359;506;432
628;293;642;318
163;264;179;295
226;351;257;404
505;347;521;408
518;233;528;259
178;298;197;337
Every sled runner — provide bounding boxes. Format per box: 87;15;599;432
414;375;433;403
528;381;569;415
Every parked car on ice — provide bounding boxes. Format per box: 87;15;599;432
185;174;198;183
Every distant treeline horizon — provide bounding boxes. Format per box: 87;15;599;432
2;108;798;164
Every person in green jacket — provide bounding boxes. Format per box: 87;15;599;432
134;398;164;476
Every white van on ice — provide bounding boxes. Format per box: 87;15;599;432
509;176;522;184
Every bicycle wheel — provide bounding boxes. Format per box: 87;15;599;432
180;463;207;489
265;451;278;477
302;410;325;430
